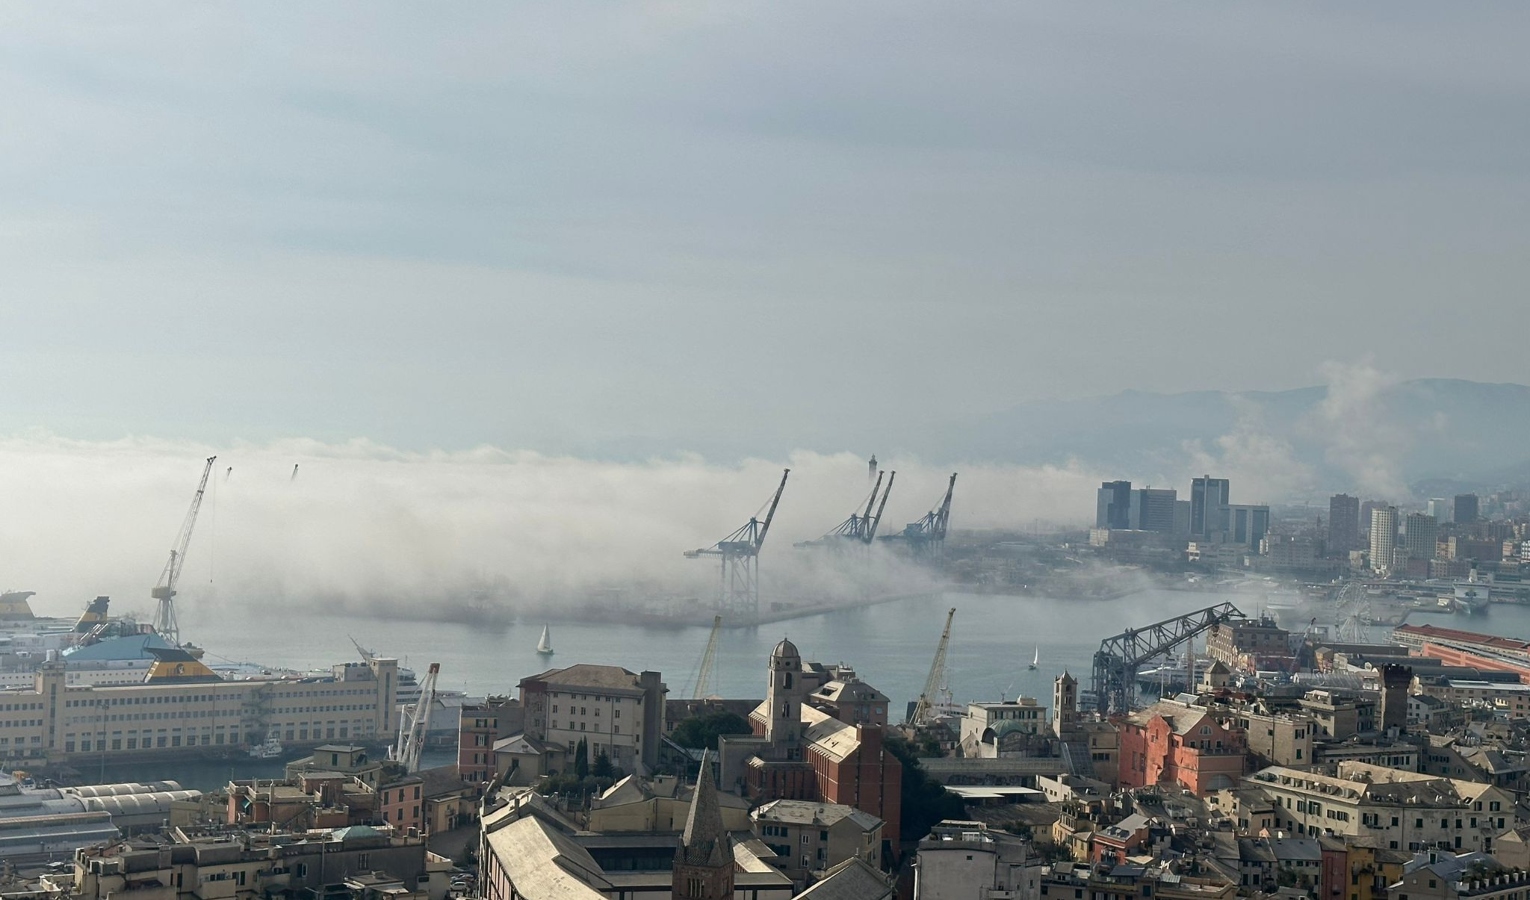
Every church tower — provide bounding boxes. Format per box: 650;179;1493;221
1053;671;1078;739
673;751;735;900
764;638;806;754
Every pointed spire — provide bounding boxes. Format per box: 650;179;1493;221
680;749;730;867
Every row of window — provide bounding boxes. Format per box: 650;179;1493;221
551;705;621;718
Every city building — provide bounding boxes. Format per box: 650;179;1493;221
0;653;398;766
71;825;454;900
1129;489;1178;533
1429;498;1454;524
1191;476;1231;539
516;664;665;775
1456;494;1481;525
912;820;1040;900
1405;513;1440;561
1226;504;1272;550
751;799;883;886
458;695;523;784
1117;698;1248;796
1330;494;1362;556
957;698;1049;758
1207;616;1295;673
1245;762;1514;850
1371;506;1399;575
1097;482;1133;530
718;640;902;847
807;674;889;728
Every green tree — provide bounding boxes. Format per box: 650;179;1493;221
593;751;614;778
884;733;967;841
575;738;589;779
671;710;752;751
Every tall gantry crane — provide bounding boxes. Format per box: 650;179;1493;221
393;662;440;774
1091;602;1244;715
151;456;216;647
882;473;957;560
797;471;896;549
907;607;956;728
690;615;724;700
685;469;790;621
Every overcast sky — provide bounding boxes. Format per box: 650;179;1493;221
3;3;1528;458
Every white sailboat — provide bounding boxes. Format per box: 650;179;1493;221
1028;646;1038;670
536;624;554;655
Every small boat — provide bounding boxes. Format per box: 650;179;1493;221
249;736;283;759
1028;646;1038;670
536;624;554;655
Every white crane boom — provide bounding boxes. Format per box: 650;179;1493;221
908;607;956;727
394;662;440;773
151;456;216;647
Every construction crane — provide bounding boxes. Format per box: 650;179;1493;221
685;469;790;621
797;471;896;549
907;607;956;728
151;456;216;647
1091;602;1244;715
882;473;957;560
392;662;440;774
690;615;724;700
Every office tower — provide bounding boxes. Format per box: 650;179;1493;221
1227;505;1271;550
1454;493;1480;525
1190;475;1230;539
1426;498;1452;524
1173;500;1191;537
1403;512;1438;561
1096;481;1132;529
1129;488;1177;533
1369;506;1398;575
1328;494;1360;556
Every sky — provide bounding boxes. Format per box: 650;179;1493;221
3;3;1530;459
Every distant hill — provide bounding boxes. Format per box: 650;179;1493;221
926;378;1530;496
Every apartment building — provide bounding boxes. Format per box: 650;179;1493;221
517;665;665;775
1246;762;1514;852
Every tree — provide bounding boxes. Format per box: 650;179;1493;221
575;738;589;779
671;710;752;751
593;751;614;778
884;733;967;841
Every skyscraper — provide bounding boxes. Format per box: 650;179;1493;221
1454;494;1480;525
1427;498;1452;524
1328;494;1360;556
1190;475;1230;539
1129;488;1177;533
1370;506;1398;575
1403;512;1438;561
1096;481;1132;530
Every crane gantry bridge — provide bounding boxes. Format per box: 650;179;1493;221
1091;601;1245;715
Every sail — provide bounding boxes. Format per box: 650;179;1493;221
537;624;553;654
1030;646;1038;668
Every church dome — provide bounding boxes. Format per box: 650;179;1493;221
771;638;799;659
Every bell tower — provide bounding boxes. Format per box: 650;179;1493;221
1053;671;1078;739
764;638;805;752
673;751;735;900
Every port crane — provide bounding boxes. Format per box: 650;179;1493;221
392;662;440;773
684;469;789;621
1090;602;1244;715
689;615;724;700
882;473;956;560
151;456;216;647
906;607;956;728
797;470;896;549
